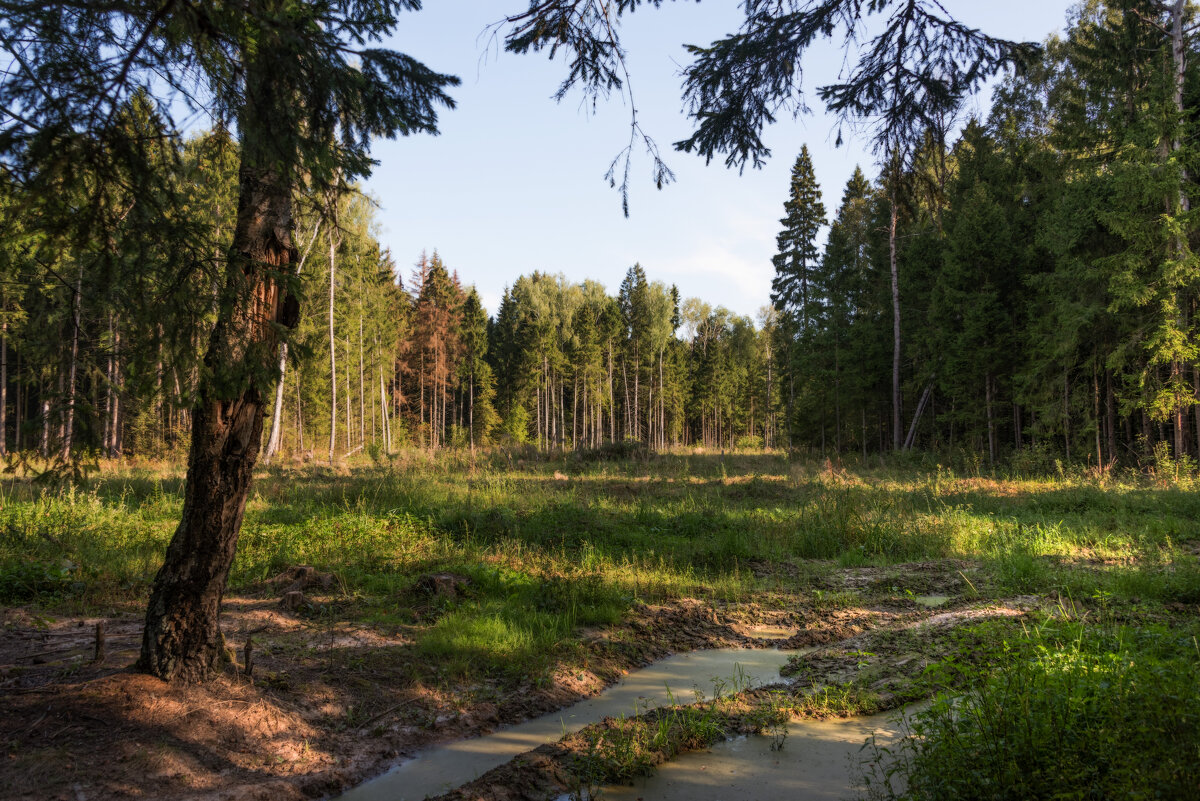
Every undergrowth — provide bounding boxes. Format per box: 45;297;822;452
857;620;1200;800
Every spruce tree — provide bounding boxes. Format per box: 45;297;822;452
770;147;826;445
771;146;827;331
1;0;459;680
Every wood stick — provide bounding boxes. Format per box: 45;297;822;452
93;621;105;664
243;636;254;678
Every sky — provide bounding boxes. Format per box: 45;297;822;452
365;1;1077;319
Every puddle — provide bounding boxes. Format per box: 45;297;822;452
337;648;807;801
590;710;910;801
912;594;950;608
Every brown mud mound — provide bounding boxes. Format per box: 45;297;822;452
0;587;978;801
782;601;1036;706
413;573;472;600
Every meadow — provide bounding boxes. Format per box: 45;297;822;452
2;450;1199;799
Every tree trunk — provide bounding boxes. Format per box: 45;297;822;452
985;374;995;467
60;263;83;462
14;350;21;453
1063;373;1071;463
607;342;615;443
0;299;7;458
1013;402;1022;452
1106;371;1117;464
296;371;304;453
264;343;288;461
138;153;299;682
41;394;50;458
358;315;365;446
903;383;933;451
103;313;114;455
861;407;867;460
889;186;902;452
380;365;391;453
327;223;339;465
1194;366;1200;459
111;322;123;456
1093;365;1102;467
834;340;841;454
621;358;630;440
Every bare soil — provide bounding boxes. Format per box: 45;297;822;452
0;560;1006;801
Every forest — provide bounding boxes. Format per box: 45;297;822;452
2;2;1200;801
3;3;1200;473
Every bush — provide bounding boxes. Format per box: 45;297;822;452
576;439;649;462
0;558;79;602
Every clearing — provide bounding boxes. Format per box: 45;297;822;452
2;451;1199;800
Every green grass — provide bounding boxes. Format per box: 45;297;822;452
858;620;1200;800
2;451;1199;684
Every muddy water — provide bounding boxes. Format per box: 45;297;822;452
593;710;908;801
337;648;808;801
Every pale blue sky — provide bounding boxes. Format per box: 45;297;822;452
367;1;1075;318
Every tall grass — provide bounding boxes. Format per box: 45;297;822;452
859;621;1200;800
2;453;1198;681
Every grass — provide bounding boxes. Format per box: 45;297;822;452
2;450;1199;686
4;449;1200;798
858;619;1200;800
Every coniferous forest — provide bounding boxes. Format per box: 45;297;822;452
3;3;1199;470
4;3;1200;801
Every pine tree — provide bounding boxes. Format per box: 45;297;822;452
459;288;496;448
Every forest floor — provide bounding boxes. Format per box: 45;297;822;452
2;450;1199;800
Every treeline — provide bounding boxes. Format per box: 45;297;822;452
3;1;1200;468
775;0;1200;468
0;103;783;459
291;257;784;456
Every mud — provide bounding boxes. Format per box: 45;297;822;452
0;559;1029;801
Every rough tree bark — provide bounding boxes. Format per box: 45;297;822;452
138;156;298;682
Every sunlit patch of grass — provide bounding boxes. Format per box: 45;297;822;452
859;620;1200;800
416;604;568;679
3;450;1200;686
